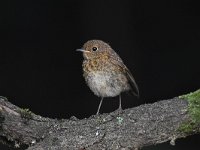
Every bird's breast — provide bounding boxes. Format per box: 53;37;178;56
85;71;120;97
82;60;130;97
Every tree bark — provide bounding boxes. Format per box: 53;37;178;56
0;90;200;150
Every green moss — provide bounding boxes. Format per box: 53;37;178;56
179;89;200;124
178;89;200;133
19;108;33;120
178;121;197;133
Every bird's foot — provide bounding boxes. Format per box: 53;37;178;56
115;107;124;115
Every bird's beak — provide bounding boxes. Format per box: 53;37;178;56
76;49;85;52
76;49;90;53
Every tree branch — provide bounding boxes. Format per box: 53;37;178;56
0;90;200;150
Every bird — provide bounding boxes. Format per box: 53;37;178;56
77;40;139;115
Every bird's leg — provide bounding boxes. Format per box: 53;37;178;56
96;97;104;115
118;94;122;111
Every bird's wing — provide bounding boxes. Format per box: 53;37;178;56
124;67;139;97
108;52;139;97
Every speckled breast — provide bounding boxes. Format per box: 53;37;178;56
82;59;130;97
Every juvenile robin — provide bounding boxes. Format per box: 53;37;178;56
77;40;139;114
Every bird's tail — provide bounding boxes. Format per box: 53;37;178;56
126;69;139;98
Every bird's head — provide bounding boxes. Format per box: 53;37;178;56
77;40;112;60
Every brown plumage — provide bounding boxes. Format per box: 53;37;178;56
77;40;139;114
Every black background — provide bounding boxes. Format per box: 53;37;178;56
1;0;200;149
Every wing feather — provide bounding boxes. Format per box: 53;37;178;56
125;67;139;97
108;51;139;97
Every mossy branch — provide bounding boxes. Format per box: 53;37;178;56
178;90;200;133
0;90;200;150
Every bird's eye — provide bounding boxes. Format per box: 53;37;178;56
92;47;98;51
